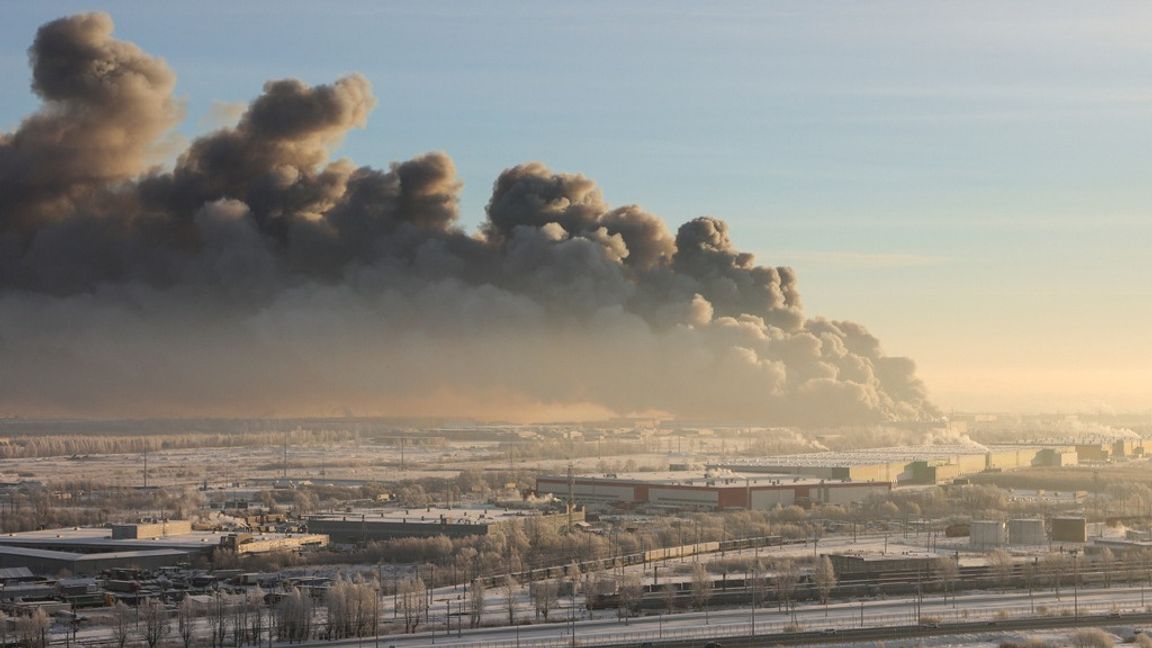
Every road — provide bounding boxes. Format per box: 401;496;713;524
294;582;1152;648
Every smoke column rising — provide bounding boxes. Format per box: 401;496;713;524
0;13;938;424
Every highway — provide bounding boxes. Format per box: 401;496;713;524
293;582;1152;648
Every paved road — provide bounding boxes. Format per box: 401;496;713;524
296;583;1152;648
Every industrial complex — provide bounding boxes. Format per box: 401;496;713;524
306;505;577;543
534;470;891;511
0;521;327;575
708;444;1092;484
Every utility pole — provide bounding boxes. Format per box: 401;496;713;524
567;463;574;534
142;445;148;489
1073;549;1080;617
751;559;757;638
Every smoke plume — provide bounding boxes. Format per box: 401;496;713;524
0;13;938;424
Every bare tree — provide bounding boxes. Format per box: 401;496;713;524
324;578;349;639
292;490;318;515
662;582;678;612
618;573;644;623
0;610;8;648
177;597;197;648
208;592;231;648
275;587;313;642
1099;548;1115;589
322;576;377;639
502;574;519;626
397;485;429;507
531;579;559;622
247;586;266;647
16;608;51;648
469;578;486;628
398;577;428;634
141;598;171;648
583;570;611;612
1041;552;1069;599
111;601;134;648
690;562;713;614
1070;628;1115;648
988;550;1014;592
233;592;248;646
773;558;800;620
934;555;960;606
813;556;837;613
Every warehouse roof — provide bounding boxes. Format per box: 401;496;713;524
308;504;561;526
0;527;319;553
538;471;859;487
713;444;1053;469
0;544;187;562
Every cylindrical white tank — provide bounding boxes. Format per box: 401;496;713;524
1008;518;1046;545
970;520;1006;547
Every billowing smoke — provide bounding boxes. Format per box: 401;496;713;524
0;13;938;424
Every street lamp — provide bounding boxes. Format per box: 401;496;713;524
1069;548;1080;618
751;560;757;638
373;586;380;648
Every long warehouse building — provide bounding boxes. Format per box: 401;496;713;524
710;444;1072;484
535;472;890;511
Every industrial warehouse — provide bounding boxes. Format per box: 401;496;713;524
306;505;578;543
534;470;891;511
0;521;328;575
708;444;1095;484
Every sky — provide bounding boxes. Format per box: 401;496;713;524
1;1;1149;415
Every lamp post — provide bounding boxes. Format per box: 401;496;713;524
751;561;757;638
1070;549;1080;618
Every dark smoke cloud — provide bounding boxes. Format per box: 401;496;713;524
0;13;938;424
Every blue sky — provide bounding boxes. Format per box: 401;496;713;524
2;1;1150;412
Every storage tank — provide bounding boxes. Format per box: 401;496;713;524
1008;518;1046;545
970;520;1006;547
1050;517;1087;543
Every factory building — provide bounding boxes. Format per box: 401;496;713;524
970;521;1007;547
307;506;578;543
0;522;328;575
1051;517;1088;543
534;472;890;511
713;444;1071;485
1007;519;1046;545
1035;448;1079;467
826;552;938;576
0;546;189;576
110;520;192;539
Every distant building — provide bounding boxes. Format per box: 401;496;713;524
534;471;889;511
712;444;1074;485
826;552;937;576
0;546;190;576
1007;519;1046;545
1050;517;1088;543
0;522;327;575
970;520;1007;547
306;505;578;543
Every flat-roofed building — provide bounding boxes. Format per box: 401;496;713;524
712;444;1055;485
534;471;890;511
826;552;937;576
0;525;328;570
307;505;578;543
